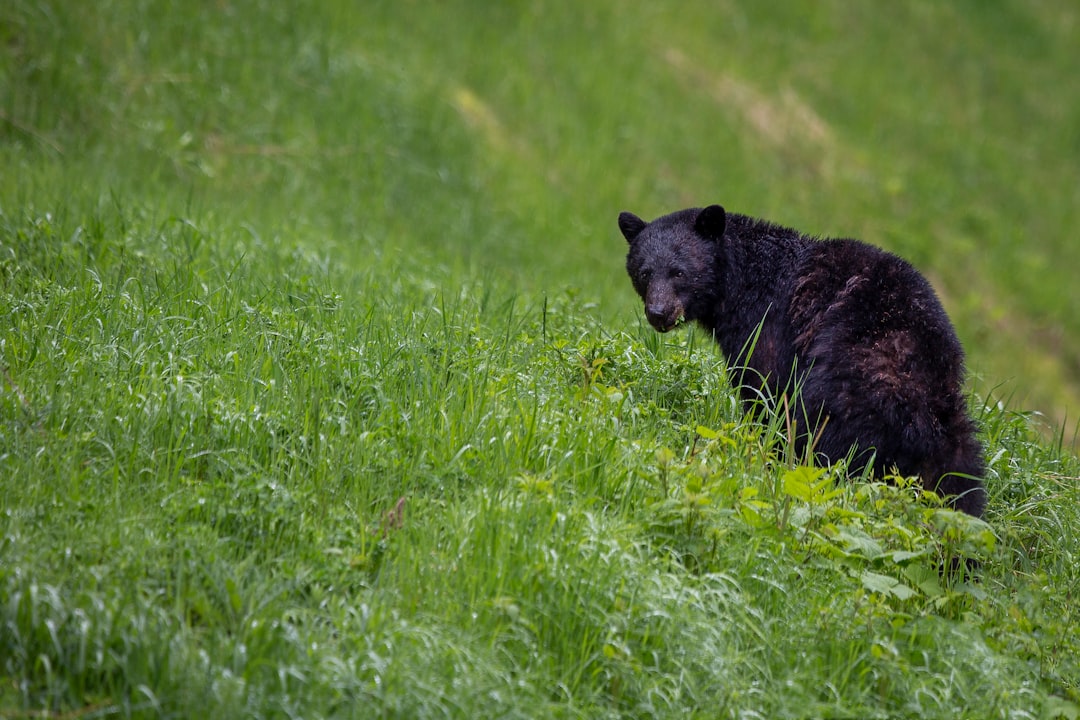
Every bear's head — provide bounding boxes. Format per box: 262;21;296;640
619;205;726;333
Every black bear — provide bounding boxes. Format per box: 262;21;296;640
619;205;987;517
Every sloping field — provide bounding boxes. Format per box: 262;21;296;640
2;1;1079;717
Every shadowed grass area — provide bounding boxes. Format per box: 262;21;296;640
2;0;1079;717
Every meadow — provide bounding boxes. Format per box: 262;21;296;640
2;1;1079;717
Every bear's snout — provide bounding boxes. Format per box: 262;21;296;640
645;302;683;332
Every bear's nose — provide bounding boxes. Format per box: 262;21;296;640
646;304;670;326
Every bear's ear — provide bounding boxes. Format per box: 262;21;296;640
695;204;727;241
618;212;647;243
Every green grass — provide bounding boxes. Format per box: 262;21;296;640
5;0;1079;416
2;0;1080;717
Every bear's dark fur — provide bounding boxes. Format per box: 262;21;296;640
619;205;987;517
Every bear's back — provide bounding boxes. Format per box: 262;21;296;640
790;238;961;372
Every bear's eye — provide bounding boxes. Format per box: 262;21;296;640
637;269;652;283
671;270;684;280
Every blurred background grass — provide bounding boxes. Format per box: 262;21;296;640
3;0;1079;426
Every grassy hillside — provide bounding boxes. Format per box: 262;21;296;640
4;0;1079;420
2;1;1079;717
